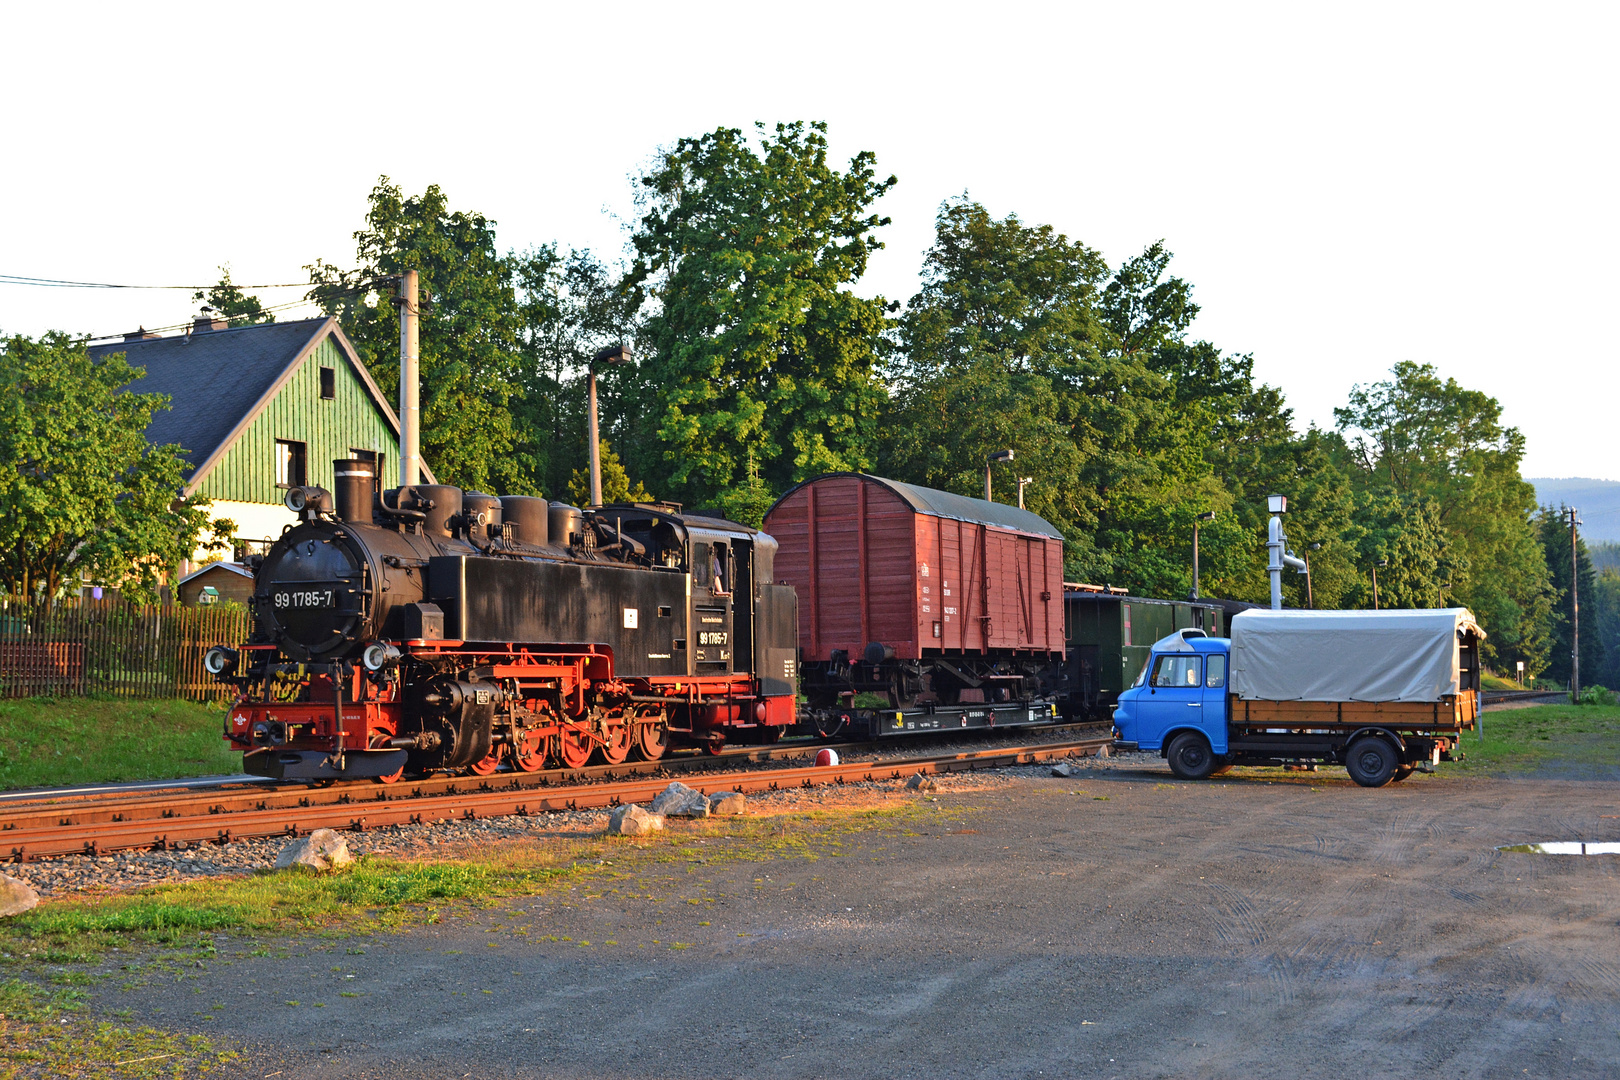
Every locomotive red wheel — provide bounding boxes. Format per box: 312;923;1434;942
634;721;670;762
597;721;632;766
369;733;404;785
556;725;594;770
512;730;549;773
701;736;726;756
757;725;784;745
468;745;504;776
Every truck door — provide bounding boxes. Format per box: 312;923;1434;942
1201;651;1230;753
1138;653;1205;750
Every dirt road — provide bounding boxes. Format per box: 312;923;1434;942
118;765;1620;1078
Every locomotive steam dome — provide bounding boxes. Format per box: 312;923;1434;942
254;523;371;659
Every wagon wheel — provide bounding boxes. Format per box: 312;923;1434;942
511;729;550;773
633;719;670;762
467;745;504;776
555;724;595;770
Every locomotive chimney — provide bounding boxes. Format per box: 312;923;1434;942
333;458;377;524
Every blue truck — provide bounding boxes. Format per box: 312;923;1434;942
1110;609;1484;788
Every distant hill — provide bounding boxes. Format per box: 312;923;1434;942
1528;478;1620;543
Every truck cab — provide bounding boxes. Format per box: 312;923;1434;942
1113;629;1231;757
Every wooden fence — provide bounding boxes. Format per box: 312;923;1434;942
0;597;250;702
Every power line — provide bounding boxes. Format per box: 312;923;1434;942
0;273;311;290
80;282;388;343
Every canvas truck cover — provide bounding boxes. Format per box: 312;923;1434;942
1228;608;1485;702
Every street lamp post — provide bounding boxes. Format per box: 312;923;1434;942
984;449;1014;502
1372;557;1388;610
1305;542;1321;609
1192;511;1216;598
1016;476;1033;509
587;344;632;508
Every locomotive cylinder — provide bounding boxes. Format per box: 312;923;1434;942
500;495;549;546
332;458;376;524
415;485;463;538
549;503;584;548
462;492;502;541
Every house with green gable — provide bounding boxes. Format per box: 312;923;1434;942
89;315;435;577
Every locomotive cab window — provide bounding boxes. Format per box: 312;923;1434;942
1152;655;1201;688
275;439;307;488
319;366;336;400
710;543;730;596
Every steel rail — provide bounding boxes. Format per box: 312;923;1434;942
0;722;1109;830
1;738;1110;861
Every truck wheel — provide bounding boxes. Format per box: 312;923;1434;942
1166;732;1219;780
1345;736;1398;788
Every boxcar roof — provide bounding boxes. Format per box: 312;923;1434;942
770;473;1064;540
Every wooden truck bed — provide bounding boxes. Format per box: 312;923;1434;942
1232;691;1478;734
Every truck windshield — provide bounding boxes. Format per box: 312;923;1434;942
1152;655;1202;688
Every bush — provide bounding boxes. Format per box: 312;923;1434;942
1579;685;1617;706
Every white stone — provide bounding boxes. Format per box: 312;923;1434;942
1051;761;1080;777
905;773;937;792
607;804;665;836
0;874;39;917
275;829;355;872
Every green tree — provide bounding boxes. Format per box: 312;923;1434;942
1590;568;1620;689
1336;362;1554;671
192;266;274;326
509;246;637;500
0;333;231;600
565;441;654;507
625;122;895;523
308;178;526;493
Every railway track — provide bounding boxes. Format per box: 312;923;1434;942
0;734;1112;862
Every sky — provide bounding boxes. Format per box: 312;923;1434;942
3;1;1615;481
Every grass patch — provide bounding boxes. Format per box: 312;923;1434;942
0;697;241;792
1442;704;1620;775
0;803;934;962
0;977;235;1078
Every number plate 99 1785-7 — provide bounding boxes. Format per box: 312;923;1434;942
273;589;336;610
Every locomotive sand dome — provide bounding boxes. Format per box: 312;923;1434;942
209;458;798;782
763;473;1065;739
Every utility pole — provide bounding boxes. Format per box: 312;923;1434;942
1017;477;1033;509
1570;506;1582;703
397;270;421;488
588;344;632;508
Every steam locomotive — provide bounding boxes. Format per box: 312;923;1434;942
206;458;798;782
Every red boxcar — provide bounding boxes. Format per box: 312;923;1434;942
766;473;1065;660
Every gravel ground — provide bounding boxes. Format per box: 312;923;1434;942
3;744;1148;898
87;761;1620;1079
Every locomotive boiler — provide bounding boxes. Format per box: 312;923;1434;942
207;458;798;782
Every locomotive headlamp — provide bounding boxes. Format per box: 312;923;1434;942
362;642;402;672
203;646;238;677
285;486;334;516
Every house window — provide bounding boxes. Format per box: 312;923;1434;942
276;439;307;488
319;367;336;400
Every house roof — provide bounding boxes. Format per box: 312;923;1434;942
176;562;255;586
770;473;1065;539
87;318;434;494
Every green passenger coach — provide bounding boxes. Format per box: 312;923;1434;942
1060;589;1252;720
